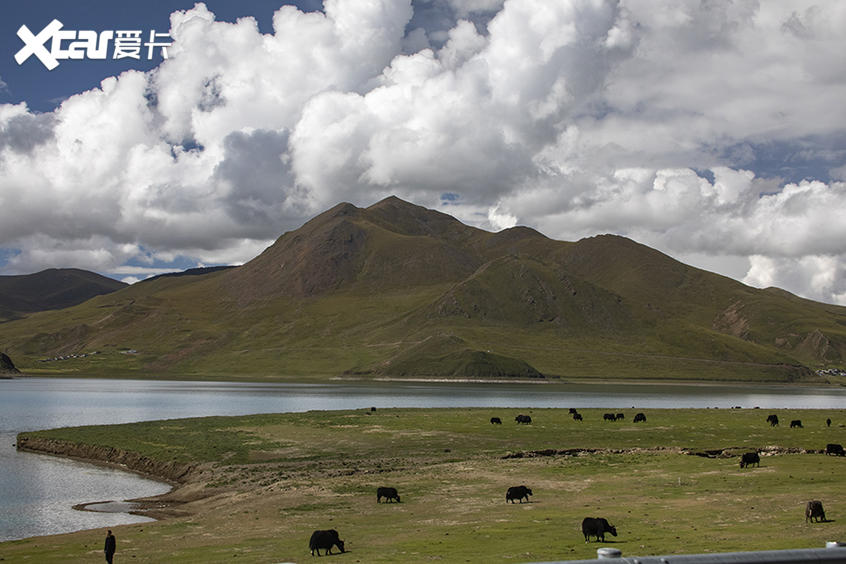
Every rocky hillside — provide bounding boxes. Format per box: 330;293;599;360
0;351;20;375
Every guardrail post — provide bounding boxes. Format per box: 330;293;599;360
597;547;622;559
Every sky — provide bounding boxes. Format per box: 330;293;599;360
1;1;845;305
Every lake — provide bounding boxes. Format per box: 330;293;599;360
3;376;846;541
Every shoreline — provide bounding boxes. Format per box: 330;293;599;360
332;374;842;388
9;370;842;387
14;435;203;524
15;436;192;485
14;371;830;388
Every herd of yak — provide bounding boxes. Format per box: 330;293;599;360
307;409;839;556
308;484;617;555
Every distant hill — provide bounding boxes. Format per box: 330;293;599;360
0;196;844;382
0;269;126;322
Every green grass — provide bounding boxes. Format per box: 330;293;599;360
19;407;846;464
6;407;846;562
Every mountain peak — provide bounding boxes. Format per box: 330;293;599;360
369;195;406;207
329;202;360;218
366;194;436;215
366;195;476;240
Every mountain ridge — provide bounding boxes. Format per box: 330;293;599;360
0;196;843;382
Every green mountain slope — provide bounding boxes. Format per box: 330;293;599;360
363;334;544;379
0;197;844;382
0;268;127;322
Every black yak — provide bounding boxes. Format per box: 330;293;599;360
309;529;345;556
506;485;532;503
739;452;760;468
826;443;844;456
805;500;826;523
377;486;400;503
582;517;617;542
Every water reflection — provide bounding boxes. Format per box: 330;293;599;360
0;446;167;541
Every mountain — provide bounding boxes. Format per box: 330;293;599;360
219;198;488;300
0;196;844;383
0;269;127;322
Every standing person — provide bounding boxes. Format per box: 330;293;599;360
104;529;116;563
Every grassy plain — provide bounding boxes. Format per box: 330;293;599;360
5;407;846;563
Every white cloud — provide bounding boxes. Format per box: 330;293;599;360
1;0;846;306
744;255;846;306
487;204;517;231
496;166;846;304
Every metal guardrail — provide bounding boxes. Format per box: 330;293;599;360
535;542;846;564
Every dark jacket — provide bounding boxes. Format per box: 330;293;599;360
104;533;116;555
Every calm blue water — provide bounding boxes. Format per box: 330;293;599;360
2;376;846;541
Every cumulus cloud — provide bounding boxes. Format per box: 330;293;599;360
1;0;846;305
0;104;55;153
497;165;846;304
744;255;846;306
487;204;517;231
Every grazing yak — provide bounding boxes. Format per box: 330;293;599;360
767;414;779;427
806;500;826;523
790;419;803;428
515;414;532;424
569;408;578;414
633;413;646;423
377;486;400;503
506;485;532;503
490;417;502;424
573;413;583;422
603;413;616;421
826;443;845;456
615;413;625;421
739;452;760;468
582;517;618;542
827;418;832;427
309;529;345;556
